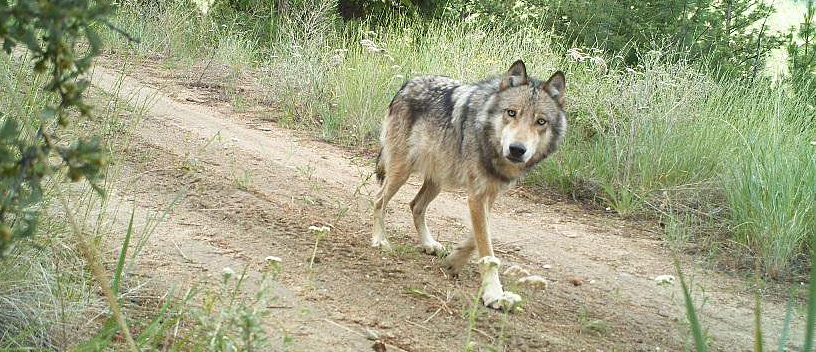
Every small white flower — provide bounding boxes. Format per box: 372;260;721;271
222;267;235;279
504;265;530;277
517;275;548;288
308;225;331;234
477;256;501;267
654;275;675;285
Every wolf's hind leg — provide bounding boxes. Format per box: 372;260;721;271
409;179;444;255
371;163;410;250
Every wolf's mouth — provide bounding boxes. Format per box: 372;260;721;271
505;155;525;163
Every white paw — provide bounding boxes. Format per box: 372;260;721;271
371;236;392;250
420;239;445;256
482;288;522;311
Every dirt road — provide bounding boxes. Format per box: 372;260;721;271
89;58;806;351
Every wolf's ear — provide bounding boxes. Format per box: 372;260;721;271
541;71;566;105
499;60;528;90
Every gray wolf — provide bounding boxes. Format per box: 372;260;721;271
371;60;567;310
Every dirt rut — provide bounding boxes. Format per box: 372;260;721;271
89;61;806;351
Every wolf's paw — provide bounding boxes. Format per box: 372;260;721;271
482;289;522;311
442;252;469;277
371;236;392;251
420;239;446;256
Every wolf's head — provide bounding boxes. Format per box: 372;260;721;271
489;60;566;173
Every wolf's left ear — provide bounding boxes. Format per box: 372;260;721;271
541;71;566;105
500;60;528;90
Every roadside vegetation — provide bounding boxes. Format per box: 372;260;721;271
3;0;816;350
104;0;816;277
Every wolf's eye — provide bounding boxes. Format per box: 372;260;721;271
536;118;547;126
507;109;516;117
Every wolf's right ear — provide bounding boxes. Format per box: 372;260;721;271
499;60;528;90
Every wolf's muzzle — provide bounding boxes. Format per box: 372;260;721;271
507;143;526;163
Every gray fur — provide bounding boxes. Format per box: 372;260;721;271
371;60;568;310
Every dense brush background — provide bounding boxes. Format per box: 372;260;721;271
1;0;816;349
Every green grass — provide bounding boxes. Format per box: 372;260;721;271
101;0;816;276
279;16;816;275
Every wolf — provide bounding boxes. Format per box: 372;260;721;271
371;60;567;310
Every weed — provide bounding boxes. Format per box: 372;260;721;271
234;168;254;190
178;266;279;352
307;225;331;271
577;307;610;337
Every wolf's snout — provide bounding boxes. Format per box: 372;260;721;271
508;143;526;162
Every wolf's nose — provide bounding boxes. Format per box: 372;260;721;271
509;143;526;159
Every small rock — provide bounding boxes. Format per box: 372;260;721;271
364;328;379;340
542;264;552;269
569;277;583;286
371;340;386;352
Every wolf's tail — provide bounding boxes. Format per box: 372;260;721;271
374;148;385;184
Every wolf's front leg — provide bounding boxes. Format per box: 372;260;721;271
467;194;521;310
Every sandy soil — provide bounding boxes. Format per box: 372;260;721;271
86;57;808;352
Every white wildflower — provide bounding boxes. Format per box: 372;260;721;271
477;256;501;268
308;225;331;234
654;275;675;285
222;267;235;280
517;275;548;289
504;265;530;277
360;39;383;53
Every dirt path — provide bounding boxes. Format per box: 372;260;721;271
89;59;807;351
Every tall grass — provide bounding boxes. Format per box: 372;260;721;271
104;0;816;274
276;14;816;275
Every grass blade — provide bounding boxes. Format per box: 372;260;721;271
676;260;707;352
754;291;764;352
804;248;816;352
112;205;135;296
776;293;794;352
